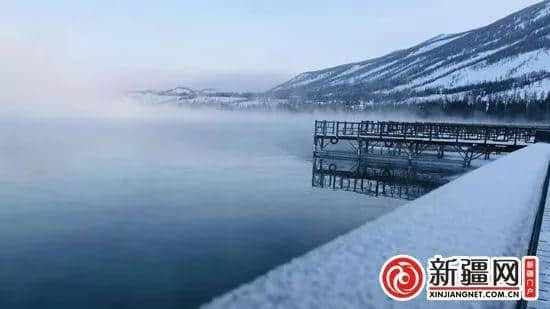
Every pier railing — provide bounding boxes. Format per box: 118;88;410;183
314;121;545;145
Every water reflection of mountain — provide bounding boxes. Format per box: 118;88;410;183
312;154;463;201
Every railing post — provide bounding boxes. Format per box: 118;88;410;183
314;120;318;135
344;121;347;135
504;127;510;142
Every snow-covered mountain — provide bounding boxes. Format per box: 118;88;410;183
128;86;287;108
131;86;221;100
271;1;550;105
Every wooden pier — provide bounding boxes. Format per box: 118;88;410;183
314;120;548;167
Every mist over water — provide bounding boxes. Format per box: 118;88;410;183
0;38;495;307
2;2;545;307
0;45;529;305
1;103;409;308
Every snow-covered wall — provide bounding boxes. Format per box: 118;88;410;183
203;143;550;309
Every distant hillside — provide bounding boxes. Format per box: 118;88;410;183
128;86;286;109
271;0;550;117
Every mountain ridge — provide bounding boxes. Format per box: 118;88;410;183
270;0;550;106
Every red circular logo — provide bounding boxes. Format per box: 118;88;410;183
379;255;425;301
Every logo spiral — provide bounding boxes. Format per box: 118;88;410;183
379;255;425;301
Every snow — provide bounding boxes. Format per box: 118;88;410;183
285;33;467;89
169;87;194;95
339;64;367;76
326;64;369;86
492;77;550;97
128;92;254;105
422;50;550;90
534;2;550;22
355;60;399;80
273;1;550;98
425;33;451;43
285;31;531;94
203;143;550;309
325;60;401;86
381;56;427;80
396;93;461;105
398;76;550;105
530;182;550;308
419;60;445;74
403;44;517;90
286;32;469;89
282;71;333;88
233;98;288;108
128;91;290;107
179;96;248;104
407;33;467;58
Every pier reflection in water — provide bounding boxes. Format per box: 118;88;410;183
312;154;464;201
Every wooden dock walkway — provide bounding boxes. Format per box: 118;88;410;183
314;120;548;167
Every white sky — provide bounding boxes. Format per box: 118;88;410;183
0;0;542;93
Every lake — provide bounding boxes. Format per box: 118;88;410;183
1;108;431;308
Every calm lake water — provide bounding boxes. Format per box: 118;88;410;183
0;109;409;308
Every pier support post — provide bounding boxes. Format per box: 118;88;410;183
437;145;445;159
463;150;473;168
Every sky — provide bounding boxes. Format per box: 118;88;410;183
0;0;542;94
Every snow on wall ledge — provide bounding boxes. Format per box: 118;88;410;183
202;143;550;309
